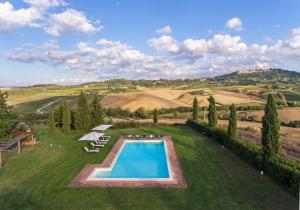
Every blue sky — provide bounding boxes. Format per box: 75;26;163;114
1;0;300;86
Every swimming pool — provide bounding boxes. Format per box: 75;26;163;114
88;140;172;180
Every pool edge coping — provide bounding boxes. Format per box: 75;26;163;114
69;136;187;188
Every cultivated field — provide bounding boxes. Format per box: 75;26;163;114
241;107;300;122
101;88;263;111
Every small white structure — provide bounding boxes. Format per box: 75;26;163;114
91;124;112;132
79;132;104;141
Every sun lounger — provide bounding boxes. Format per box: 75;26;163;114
90;142;105;148
84;146;99;153
95;140;108;144
103;136;111;140
98;137;110;141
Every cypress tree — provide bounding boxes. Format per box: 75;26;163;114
153;108;158;124
91;94;105;127
62;100;71;134
75;91;91;131
54;105;63;128
227;104;237;138
208;96;217;127
49;110;56;136
192;97;199;120
261;94;281;158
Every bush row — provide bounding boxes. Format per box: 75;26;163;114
111;121;185;129
281;120;300;128
186;119;300;196
111;121;157;129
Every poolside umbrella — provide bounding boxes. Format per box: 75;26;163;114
78;132;104;141
91;124;112;132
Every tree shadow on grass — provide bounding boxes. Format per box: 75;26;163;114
0;190;44;210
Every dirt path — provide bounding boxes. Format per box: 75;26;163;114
36;98;62;114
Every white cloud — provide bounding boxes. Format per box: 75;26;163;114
23;0;66;10
5;27;300;81
289;28;300;49
0;2;41;32
0;0;100;36
182;39;208;58
225;17;243;31
208;34;247;54
156;25;172;35
96;39;120;46
149;34;247;59
148;35;179;53
45;9;100;36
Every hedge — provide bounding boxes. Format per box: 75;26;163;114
186;119;300;196
112;121;185;129
112;121;157;129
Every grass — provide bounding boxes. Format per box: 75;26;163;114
14;96;65;113
281;90;300;101
0;125;297;210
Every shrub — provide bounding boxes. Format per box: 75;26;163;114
112;121;157;129
281;120;300;128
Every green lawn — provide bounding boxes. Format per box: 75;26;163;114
0;126;297;210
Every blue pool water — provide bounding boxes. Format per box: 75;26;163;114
90;141;170;179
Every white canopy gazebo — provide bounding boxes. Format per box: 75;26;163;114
91;124;112;132
78;132;104;141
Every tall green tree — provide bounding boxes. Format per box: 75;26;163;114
0;91;13;138
261;94;281;158
62;100;71;134
48;110;56;136
227;104;237;138
75;91;91;131
192;97;199;120
54;105;63;128
208;96;217;127
153;108;158;124
91;94;105;127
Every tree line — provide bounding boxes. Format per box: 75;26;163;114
49;91;105;135
192;94;281;159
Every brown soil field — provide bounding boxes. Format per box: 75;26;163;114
102;88;263;111
242;108;300;122
237;131;300;162
218;120;300;139
213;91;263;105
101;89;188;111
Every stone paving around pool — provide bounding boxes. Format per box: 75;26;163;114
69;136;186;188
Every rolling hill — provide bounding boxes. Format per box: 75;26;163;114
6;68;300;112
211;68;300;85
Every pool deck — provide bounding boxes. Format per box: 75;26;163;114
69;136;186;188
